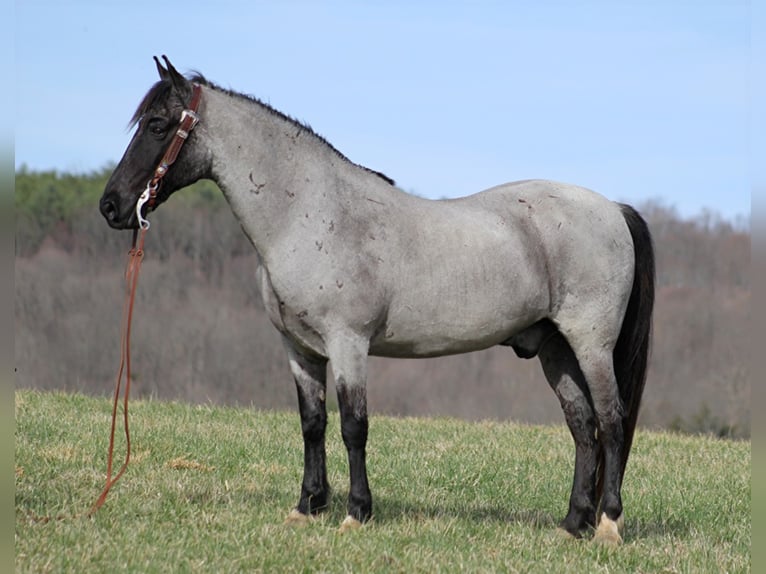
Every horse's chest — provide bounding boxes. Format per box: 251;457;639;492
256;263;328;355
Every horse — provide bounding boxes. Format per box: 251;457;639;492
100;57;654;545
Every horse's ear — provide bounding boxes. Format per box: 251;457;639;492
161;55;188;91
154;56;169;80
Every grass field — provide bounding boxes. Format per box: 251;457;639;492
15;389;750;573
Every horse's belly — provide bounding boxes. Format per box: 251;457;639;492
369;333;504;358
369;316;532;358
369;291;546;359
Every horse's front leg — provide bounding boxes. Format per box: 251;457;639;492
282;338;330;524
328;334;372;532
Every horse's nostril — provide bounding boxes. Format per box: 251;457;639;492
100;197;118;222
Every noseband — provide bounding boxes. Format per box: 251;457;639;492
136;83;203;229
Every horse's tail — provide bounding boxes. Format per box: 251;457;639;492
597;204;655;499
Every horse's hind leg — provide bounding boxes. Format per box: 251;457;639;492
566;336;626;545
537;332;599;538
283;338;330;524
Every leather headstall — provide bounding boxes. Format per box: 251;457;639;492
136;83;202;229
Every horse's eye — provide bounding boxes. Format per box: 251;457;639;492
147;118;168;138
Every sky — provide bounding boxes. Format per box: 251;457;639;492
15;0;750;221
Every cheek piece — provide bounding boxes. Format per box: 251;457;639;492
136;84;202;230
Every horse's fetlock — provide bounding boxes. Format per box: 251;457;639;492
599;493;623;521
570;493;596;516
346;488;372;520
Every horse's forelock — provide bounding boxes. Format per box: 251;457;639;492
128;80;175;128
129;72;210;129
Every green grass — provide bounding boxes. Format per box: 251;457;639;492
15;389;750;573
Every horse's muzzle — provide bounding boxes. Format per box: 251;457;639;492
99;193;137;229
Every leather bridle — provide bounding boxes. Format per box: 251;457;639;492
135;83;203;229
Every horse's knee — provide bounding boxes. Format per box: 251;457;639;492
296;384;328;443
340;415;368;450
300;408;327;443
336;382;368;449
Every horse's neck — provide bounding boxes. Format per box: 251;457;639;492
202;87;397;260
205;89;306;203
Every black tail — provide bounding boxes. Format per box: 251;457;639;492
597;204;655;498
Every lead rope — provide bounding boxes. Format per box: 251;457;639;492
27;82;201;523
23;229;148;524
88;227;147;516
88;84;200;514
77;82;201;519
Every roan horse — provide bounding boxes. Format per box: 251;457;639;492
100;57;654;545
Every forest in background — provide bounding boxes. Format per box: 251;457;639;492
15;167;751;437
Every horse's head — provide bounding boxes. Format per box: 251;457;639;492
100;56;210;229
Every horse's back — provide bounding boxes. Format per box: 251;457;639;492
465;179;634;265
463;179;624;228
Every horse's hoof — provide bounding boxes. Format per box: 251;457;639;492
338;515;363;533
284;508;312;527
593;512;624;546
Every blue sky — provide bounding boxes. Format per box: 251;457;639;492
16;1;750;221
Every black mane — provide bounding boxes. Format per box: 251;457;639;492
131;73;394;186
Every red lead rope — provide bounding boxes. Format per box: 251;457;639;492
89;228;147;515
89;83;200;516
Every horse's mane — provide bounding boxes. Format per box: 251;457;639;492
130;73;394;186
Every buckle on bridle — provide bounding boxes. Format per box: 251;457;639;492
136;180;158;230
180;108;200;130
